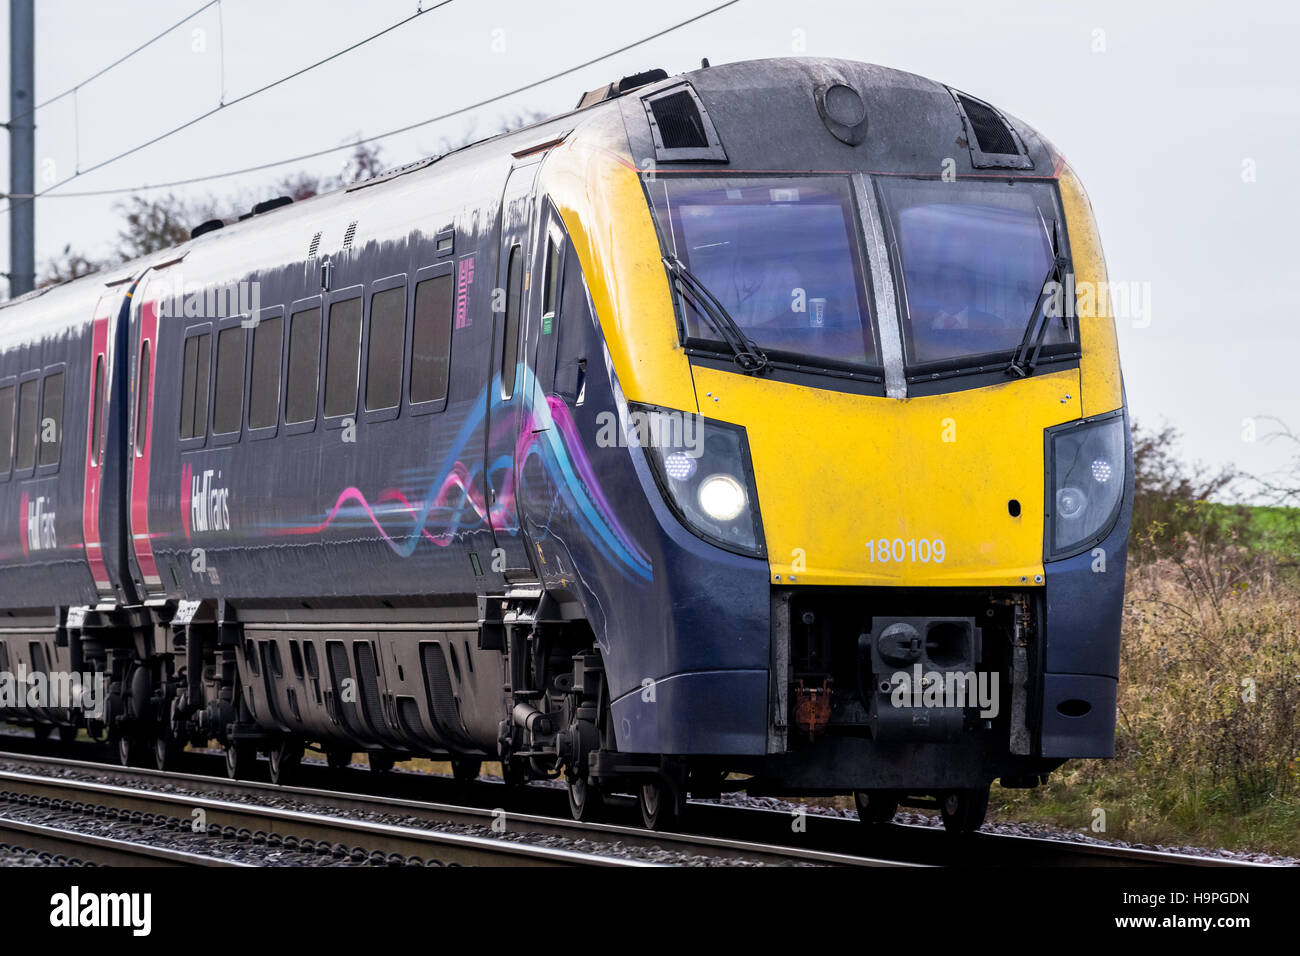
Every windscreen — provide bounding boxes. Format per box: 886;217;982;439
877;177;1073;367
647;176;877;369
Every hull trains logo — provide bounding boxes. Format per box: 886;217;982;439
19;492;56;555
181;463;231;538
274;366;653;582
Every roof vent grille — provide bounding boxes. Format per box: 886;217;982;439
949;89;1032;170
307;232;322;258
649;90;709;149
956;94;1018;155
341;221;358;250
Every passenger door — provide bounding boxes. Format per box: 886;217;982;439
125;267;174;599
483;161;542;582
80;293;117;601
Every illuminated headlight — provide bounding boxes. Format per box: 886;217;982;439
698;474;747;521
663;451;698;481
634;405;765;557
1046;413;1127;558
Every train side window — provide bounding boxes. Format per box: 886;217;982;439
90;356;106;463
0;385;14;474
410;273;453;405
501;245;522;400
179;332;212;440
285;307;321;424
554;246;590;405
249;316;284;429
213;326;245;435
134;342;151;456
16;379;39;470
365;287;405;411
325;297;362;417
542;236;559;319
38;372;64;467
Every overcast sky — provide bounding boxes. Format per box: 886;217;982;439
1;0;1297;487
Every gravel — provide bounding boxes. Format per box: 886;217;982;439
0;844;90;866
6;743;1291;866
0;758;795;866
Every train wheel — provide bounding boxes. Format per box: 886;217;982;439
268;741;304;786
224;741;256;780
117;733;146;768
32;724;52;743
854;790;899;825
368;753;395;774
939;787;990;835
57;725;78;745
326;749;353;771
566;774;604;823
451;758;481;783
638;779;680;831
153;728;178;771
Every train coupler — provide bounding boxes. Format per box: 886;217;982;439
792;678;832;741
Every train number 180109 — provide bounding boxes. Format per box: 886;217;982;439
865;538;946;564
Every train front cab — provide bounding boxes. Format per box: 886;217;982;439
543;92;1130;825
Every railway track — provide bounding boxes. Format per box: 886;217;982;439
0;816;252;867
0;748;911;867
0;738;1275;867
0;764;657;867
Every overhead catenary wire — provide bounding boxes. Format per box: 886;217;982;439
1;0;741;210
0;0;458;212
7;0;222;126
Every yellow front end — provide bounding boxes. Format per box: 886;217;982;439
546;136;1122;588
695;366;1080;587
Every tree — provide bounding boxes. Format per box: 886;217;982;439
38;244;107;288
115;192;219;261
1254;418;1300;509
1129;421;1252;562
271;140;387;201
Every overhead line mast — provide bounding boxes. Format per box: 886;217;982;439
6;0;36;297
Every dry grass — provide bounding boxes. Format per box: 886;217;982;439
998;543;1300;855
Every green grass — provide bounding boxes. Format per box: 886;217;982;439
992;763;1300;856
1203;502;1300;560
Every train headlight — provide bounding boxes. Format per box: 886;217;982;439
1055;486;1087;519
663;450;698;482
633;405;766;557
698;474;747;521
1046;412;1127;559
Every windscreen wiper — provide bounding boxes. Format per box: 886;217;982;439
664;255;768;374
1006;218;1070;378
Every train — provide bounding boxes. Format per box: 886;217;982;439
0;56;1131;833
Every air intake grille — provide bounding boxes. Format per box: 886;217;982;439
341;220;358;249
650;91;709;149
354;642;385;735
307;232;321;258
397;697;425;740
420;642;471;747
957;94;1018;155
326;640;367;739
